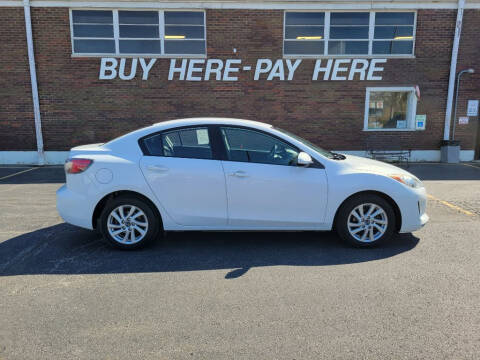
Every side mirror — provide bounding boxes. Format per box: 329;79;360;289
296;152;313;167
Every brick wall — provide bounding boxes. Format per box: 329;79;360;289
0;8;36;151
0;7;478;153
456;9;480;156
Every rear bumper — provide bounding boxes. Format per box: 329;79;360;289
56;184;94;230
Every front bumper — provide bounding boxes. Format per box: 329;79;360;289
399;186;429;233
56;184;94;230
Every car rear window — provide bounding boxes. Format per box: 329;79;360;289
142;127;212;160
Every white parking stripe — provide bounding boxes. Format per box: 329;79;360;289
461;163;480;170
0;167;38;181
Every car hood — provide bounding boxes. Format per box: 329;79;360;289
339;154;416;178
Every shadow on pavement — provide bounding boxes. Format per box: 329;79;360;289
400;163;480;181
0;166;65;184
0;223;419;279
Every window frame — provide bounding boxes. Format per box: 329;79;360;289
363;87;418;132
69;8;207;58
138;125;217;160
117;10;162;56
283;10;416;59
215;125;324;168
219;126;300;166
328;12;370;56
139;124;325;168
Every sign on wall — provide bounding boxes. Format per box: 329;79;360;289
99;58;387;82
415;115;426;130
467;100;479;116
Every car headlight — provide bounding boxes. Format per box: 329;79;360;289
389;174;423;189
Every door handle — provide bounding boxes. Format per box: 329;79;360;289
147;165;168;172
230;170;248;178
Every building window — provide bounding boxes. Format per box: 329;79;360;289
70;9;206;56
284;12;325;55
118;11;161;55
329;12;369;55
71;10;115;54
364;87;418;131
283;11;415;57
373;12;415;55
164;11;206;55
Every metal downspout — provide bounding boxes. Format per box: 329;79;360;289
443;0;466;141
23;0;45;165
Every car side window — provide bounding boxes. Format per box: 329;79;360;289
220;127;299;166
142;127;212;160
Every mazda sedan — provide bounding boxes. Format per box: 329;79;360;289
57;118;428;249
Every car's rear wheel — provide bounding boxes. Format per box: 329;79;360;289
335;194;396;247
99;195;160;249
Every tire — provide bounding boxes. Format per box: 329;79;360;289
99;195;161;250
335;194;396;247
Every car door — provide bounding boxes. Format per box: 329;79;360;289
218;126;328;228
139;126;227;226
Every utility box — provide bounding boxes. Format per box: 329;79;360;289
440;140;460;163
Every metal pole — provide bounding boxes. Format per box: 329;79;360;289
452;73;462;141
452;69;474;141
23;0;45;165
443;0;465;141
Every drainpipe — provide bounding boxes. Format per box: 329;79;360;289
23;0;45;165
443;0;466;141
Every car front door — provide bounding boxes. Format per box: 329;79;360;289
218;126;328;229
139;126;227;226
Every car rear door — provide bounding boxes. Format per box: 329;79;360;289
218;126;328;228
139;126;227;226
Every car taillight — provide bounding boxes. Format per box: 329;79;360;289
65;158;93;174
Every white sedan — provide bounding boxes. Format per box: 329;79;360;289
57;118;428;249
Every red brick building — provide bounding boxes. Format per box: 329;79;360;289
0;0;479;164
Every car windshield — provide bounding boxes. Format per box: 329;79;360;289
273;127;336;159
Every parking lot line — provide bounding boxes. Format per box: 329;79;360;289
461;163;480;170
0;167;38;181
427;194;476;216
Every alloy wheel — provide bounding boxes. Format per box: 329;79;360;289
107;205;149;244
347;203;388;243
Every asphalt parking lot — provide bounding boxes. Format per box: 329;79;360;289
1;163;480;359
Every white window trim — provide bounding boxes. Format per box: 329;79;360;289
69;8;207;58
283;10;417;59
363;86;418;132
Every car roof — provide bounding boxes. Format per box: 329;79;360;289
104;118;273;151
152;117;272;130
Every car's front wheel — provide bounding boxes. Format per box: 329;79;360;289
99;195;160;250
335;194;396;247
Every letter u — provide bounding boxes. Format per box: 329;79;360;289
119;58;138;80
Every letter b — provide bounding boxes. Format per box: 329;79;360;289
99;58;118;80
